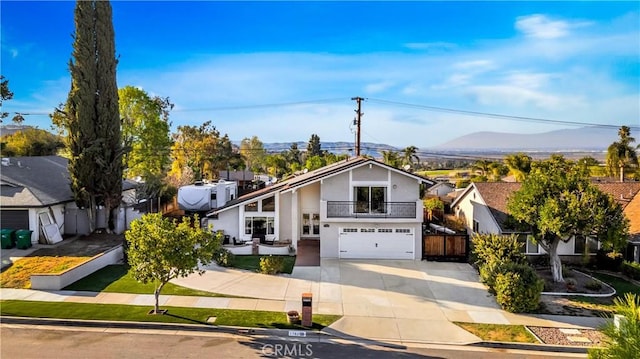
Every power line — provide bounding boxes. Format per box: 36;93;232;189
367;98;640;130
172;98;346;112
9;96;637;131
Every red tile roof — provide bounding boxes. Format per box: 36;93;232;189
471;181;640;235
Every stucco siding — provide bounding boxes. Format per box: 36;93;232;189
209;207;240;239
351;163;388;182
320;223;340;258
321;172;349;201
279;192;293;241
389;172;419;202
299;182;320;214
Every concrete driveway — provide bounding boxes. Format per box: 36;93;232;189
308;259;504;344
173;259;512;344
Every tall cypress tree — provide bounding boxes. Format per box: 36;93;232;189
66;0;122;231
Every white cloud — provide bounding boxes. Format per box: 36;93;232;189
516;14;571;39
403;42;457;51
503;72;555;89
466;85;585;111
515;14;593;40
11;12;638;148
365;81;395;94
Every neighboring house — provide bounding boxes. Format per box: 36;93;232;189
426;182;455;197
1;156;138;244
218;170;255;195
206;157;435;259
451;182;640;260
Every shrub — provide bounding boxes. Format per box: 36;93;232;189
472;234;527;292
472;234;526;268
585;280;603;291
562;265;574;278
259;255;285;275
595;250;623;271
588;294;640;359
214;248;234;267
494;263;543;313
621;261;640;280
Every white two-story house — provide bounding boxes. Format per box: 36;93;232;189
205;157;434;260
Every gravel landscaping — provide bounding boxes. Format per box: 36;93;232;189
528;326;606;347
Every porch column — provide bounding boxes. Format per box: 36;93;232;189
291;190;299;251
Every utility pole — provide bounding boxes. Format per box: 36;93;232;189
351;97;364;156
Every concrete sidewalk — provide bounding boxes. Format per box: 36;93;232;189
1;259;608;347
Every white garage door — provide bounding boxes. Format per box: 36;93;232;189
339;227;415;259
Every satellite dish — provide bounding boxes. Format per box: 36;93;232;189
303;168;309;173
403;165;411;171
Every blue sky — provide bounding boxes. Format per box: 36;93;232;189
2;1;639;148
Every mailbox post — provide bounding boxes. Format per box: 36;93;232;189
301;292;312;327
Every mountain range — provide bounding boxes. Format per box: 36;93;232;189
431;127;621;151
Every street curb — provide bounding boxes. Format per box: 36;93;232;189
0;316;329;340
1;316;592;353
470;341;588;354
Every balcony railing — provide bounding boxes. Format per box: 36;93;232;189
326;201;417;219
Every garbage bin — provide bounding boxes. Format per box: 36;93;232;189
15;229;33;249
1;229;16;249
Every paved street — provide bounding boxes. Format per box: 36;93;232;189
1;259;606;347
0;325;586;359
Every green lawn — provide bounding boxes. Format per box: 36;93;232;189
566;271;640;314
231;255;296;274
0;300;341;330
455;323;539;343
589;272;640;296
64;265;228;297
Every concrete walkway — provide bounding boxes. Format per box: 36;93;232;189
0;259;607;346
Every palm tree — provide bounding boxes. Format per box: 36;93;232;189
401;146;420;170
504;153;532;182
471;159;491;177
606;126;638;182
381;150;401;168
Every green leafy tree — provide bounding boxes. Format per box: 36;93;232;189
324;152;349;165
588;294;640;359
169;121;232;182
504;153;532;182
306;134;322;158
471;159;492;177
606;126;638;182
239;135;266;173
507;155;629;282
284;142;302;173
304;155;326;171
57;0;123;231
125;213;220;314
488;162;509;181
0;128;63;156
264;153;288;178
0;75;13;121
423;197;444;221
119;86;173;182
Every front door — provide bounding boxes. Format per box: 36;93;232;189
301;213;320;237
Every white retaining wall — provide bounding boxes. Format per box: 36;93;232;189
30;245;123;290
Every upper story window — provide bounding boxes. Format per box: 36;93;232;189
354;186;386;214
262;197;275;212
245;201;258;212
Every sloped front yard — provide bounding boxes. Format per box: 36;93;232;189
0;233;123;289
1;256;91;288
